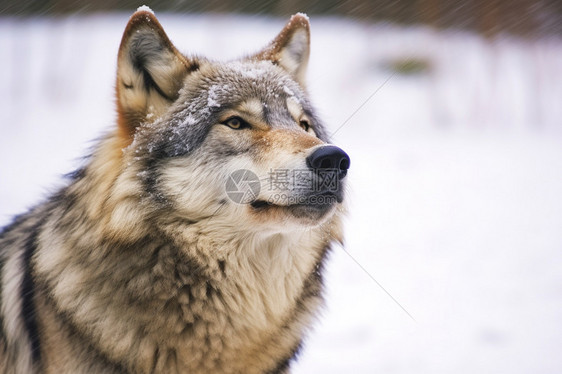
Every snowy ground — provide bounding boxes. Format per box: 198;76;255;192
1;13;562;373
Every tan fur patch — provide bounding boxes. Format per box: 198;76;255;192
252;127;322;156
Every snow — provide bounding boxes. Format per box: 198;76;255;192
1;13;562;373
283;85;294;96
295;12;310;21
136;5;154;14
207;85;221;108
229;59;274;80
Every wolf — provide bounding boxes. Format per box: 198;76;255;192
0;9;350;374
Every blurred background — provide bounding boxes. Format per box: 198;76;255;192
1;1;562;373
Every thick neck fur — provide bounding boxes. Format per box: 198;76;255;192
33;132;333;373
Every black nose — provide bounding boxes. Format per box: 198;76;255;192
306;145;350;178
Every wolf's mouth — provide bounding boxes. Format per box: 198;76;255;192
250;200;272;209
249;191;342;211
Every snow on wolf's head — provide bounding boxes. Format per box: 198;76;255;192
115;10;350;234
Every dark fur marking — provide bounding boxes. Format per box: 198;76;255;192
129;32;174;102
266;341;303;374
188;61;200;73
151;346;161;373
1;214;37;344
21;217;47;366
142;68;173;101
64;167;86;181
218;260;226;274
141;158;167;205
0;210;34;240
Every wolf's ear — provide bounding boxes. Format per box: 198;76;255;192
254;13;311;86
116;10;194;141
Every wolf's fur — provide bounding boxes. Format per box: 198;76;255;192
0;11;348;374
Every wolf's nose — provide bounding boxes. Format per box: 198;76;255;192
306;145;350;178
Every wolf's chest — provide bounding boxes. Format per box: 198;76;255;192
140;240;318;373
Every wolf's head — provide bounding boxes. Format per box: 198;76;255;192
112;10;349;235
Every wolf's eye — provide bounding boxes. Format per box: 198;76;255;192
299;119;310;132
223;117;250;130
